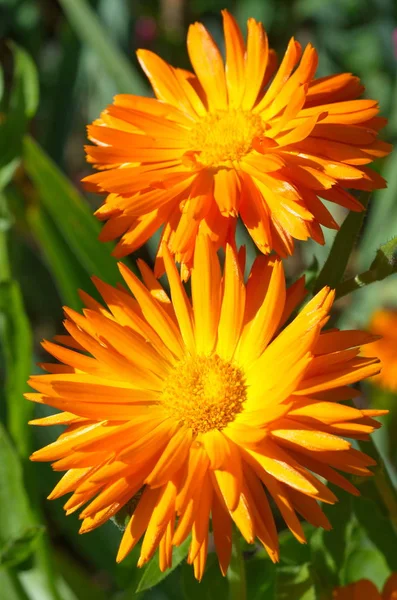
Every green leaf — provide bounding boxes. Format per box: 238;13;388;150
0;269;33;457
370;236;397;275
309;528;338;599
54;550;108;600
23;136;123;286
18;565;76;600
278;525;313;566
321;491;354;573
355;437;397;531
353;496;397;573
0;192;14;232
181;553;228;600
344;538;389;591
0;423;44;567
58;0;147;94
357;154;397;271
312;193;370;294
43;24;81;166
337;157;397;327
276;564;315;600
135;536;191;593
245;552;276;600
308;490;354;597
26;203;93;310
228;527;247;600
7;41;39;118
1;526;44;568
0;569;30;600
0;43;39;190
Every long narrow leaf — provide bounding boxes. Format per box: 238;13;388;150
0;44;39;190
0;424;43;567
27;203;93;310
357;154;397;271
58;0;147;94
0;277;33;457
23;136;122;285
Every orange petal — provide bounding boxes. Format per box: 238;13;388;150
187;22;228;111
191;235;221;354
222;10;245;108
241;19;268;111
216;243;246;360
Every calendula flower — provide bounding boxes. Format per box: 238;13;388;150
27;237;384;580
84;10;391;277
333;573;397;599
362;309;397;392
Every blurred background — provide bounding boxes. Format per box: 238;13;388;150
0;1;397;599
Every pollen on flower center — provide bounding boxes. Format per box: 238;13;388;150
188;110;265;168
161;354;247;434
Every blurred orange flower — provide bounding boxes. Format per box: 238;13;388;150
27;238;385;579
84;10;391;277
362;309;397;391
333;573;397;599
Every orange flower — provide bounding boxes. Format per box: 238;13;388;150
362;309;397;391
27;237;385;579
333;573;397;599
84;10;391;277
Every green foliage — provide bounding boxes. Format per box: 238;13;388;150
0;569;31;600
309;492;354;598
0;423;43;567
26;204;90;310
0;0;397;598
335;235;397;299
0;276;33;456
134;538;192;594
23;137;123;288
180;554;228;599
58;0;146;94
312;192;370;294
245;553;276;600
343;527;390;591
353;496;397;573
0;43;38;190
276;564;315;600
228;526;247;600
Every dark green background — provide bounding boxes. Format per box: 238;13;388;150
1;1;397;598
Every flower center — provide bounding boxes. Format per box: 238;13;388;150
161;354;247;434
188;110;265;168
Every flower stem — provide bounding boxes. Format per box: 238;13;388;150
335;235;397;299
312;192;370;294
228;526;247;600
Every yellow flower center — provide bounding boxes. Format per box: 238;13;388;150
161;354;247;434
188;110;265;168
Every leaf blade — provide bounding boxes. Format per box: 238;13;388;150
23;136;122;286
58;0;147;94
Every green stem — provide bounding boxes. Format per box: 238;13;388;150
313;192;370;295
335;235;397;299
228;526;247;600
335;267;393;299
358;437;397;531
